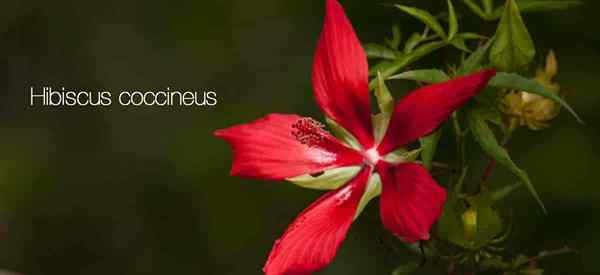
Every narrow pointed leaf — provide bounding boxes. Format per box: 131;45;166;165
491;1;583;19
287;166;362;190
489;0;535;72
468;111;546;213
395;5;447;39
389;69;450;84
456;32;487;40
450;37;471;52
488;72;583;123
461;0;489;19
365;43;400;60
457;36;495;75
419;130;441;171
404;32;423;53
386;25;403;49
447;0;459;41
482;0;494;15
369;41;447;88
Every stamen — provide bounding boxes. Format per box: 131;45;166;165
291;118;327;148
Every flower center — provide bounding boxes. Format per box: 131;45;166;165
364;147;381;166
291;118;327;148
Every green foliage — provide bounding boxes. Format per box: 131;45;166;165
468;110;546;213
389;69;450;83
457;36;495;75
489;0;536;72
447;0;459;41
419;130;441;171
491;1;583;19
395;5;447;39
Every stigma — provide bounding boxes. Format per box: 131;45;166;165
364;148;381;166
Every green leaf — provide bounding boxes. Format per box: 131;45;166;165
389;69;450;84
456;32;487;40
287;166;361;190
391;262;419;275
489;0;536;72
404;32;423;53
355;173;381;219
461;0;489;19
369;41;447;88
482;0;494;15
395;5;447;39
468;111;546;213
491;1;583;19
374;71;394;143
492;181;523;201
326;118;362;150
364;43;400;60
375;71;395;116
385;25;403;49
450;36;471;52
488;72;583;123
457;36;495;75
447;0;459;41
419;130;441;171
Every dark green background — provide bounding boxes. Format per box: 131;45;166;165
1;0;599;274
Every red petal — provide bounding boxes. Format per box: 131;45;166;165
378;69;496;154
312;0;374;149
214;113;363;180
376;162;447;243
263;166;372;275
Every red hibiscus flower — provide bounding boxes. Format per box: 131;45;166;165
214;0;495;274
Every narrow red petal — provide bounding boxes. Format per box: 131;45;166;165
378;69;496;154
214;113;363;181
263;166;372;275
312;0;373;148
376;162;447;243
